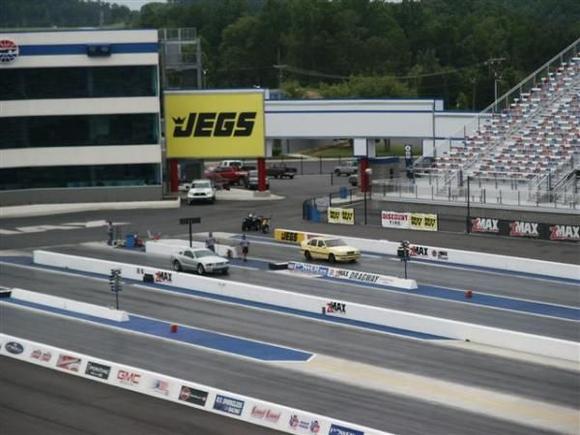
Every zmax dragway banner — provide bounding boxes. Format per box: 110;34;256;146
164;91;265;158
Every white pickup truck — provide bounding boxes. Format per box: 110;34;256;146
334;161;358;176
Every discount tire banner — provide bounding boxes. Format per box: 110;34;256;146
381;211;437;231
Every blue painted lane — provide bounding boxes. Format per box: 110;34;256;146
0;257;447;341
2;297;312;362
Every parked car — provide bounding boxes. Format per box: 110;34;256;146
300;236;360;263
186;179;216;204
334;161;358;176
245;169;270;190
205;166;246;186
170;248;229;275
219;160;243;169
266;164;297;179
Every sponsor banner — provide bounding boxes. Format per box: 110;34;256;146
5;341;25;355
274;229;309;244
178;385;208;406
470;217;500;234
249;404;283;425
381;211;410;229
85;361;111;380
470;217;578;242
325;301;346;314
410;213;438;231
549;224;580;242
116;369;142;387
56;354;81;372
213;394;245;416
288;262;329;276
509;220;540;239
329;424;365;435
327;207;355;225
30;348;53;364
149;378;171;396
408;244;448;261
326;268;380;284
165;91;265;158
288;413;321;434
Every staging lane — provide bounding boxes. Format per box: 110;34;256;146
0;262;578;409
0;305;560;435
32;244;580;341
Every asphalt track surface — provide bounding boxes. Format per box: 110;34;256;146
1;174;579;435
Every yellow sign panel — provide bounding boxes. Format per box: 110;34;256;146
164;91;265;158
327;207;355;225
410;213;438;231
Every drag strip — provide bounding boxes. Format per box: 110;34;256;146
10;245;578;341
0;306;568;435
0;263;578;409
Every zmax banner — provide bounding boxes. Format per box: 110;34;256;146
164;91;265;158
470;217;579;242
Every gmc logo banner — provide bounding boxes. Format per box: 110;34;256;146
471;217;578;242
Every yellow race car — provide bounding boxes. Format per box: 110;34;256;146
300;237;360;263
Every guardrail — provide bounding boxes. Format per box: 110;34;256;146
32;250;580;361
0;333;386;435
274;228;579;280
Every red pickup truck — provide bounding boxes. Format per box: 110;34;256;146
204;166;246;186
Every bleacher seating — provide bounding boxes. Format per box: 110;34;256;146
431;55;580;185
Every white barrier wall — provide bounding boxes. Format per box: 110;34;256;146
0;334;386;435
10;288;129;322
33;250;579;362
275;228;579;280
145;239;238;259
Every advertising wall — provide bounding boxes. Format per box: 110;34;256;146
164;90;265;158
470;217;579;242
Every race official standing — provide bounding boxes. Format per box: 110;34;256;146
240;234;250;262
107;220;114;246
205;232;216;252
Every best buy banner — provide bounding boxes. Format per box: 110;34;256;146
410;213;438;231
165;91;265;158
327;207;355;225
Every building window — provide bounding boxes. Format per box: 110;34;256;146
0;65;157;100
0;164;161;191
0;113;159;149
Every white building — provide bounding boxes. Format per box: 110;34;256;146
0;29;162;206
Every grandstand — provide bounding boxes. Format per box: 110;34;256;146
410;38;580;209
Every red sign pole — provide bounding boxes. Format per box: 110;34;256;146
169;159;179;193
257;157;267;191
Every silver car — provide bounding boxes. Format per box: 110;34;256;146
170;248;229;275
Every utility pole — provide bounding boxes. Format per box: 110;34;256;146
485;57;506;112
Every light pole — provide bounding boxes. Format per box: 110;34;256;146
466;176;471;233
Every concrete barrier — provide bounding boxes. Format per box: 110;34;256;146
10;288;129;321
0;333;387;435
146;239;238;259
274;228;579;280
33;250;579;362
288;261;418;290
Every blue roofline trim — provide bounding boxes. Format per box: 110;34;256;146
19;42;158;56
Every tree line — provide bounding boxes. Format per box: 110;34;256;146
3;0;579;110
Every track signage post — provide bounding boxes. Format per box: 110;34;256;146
179;217;201;247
